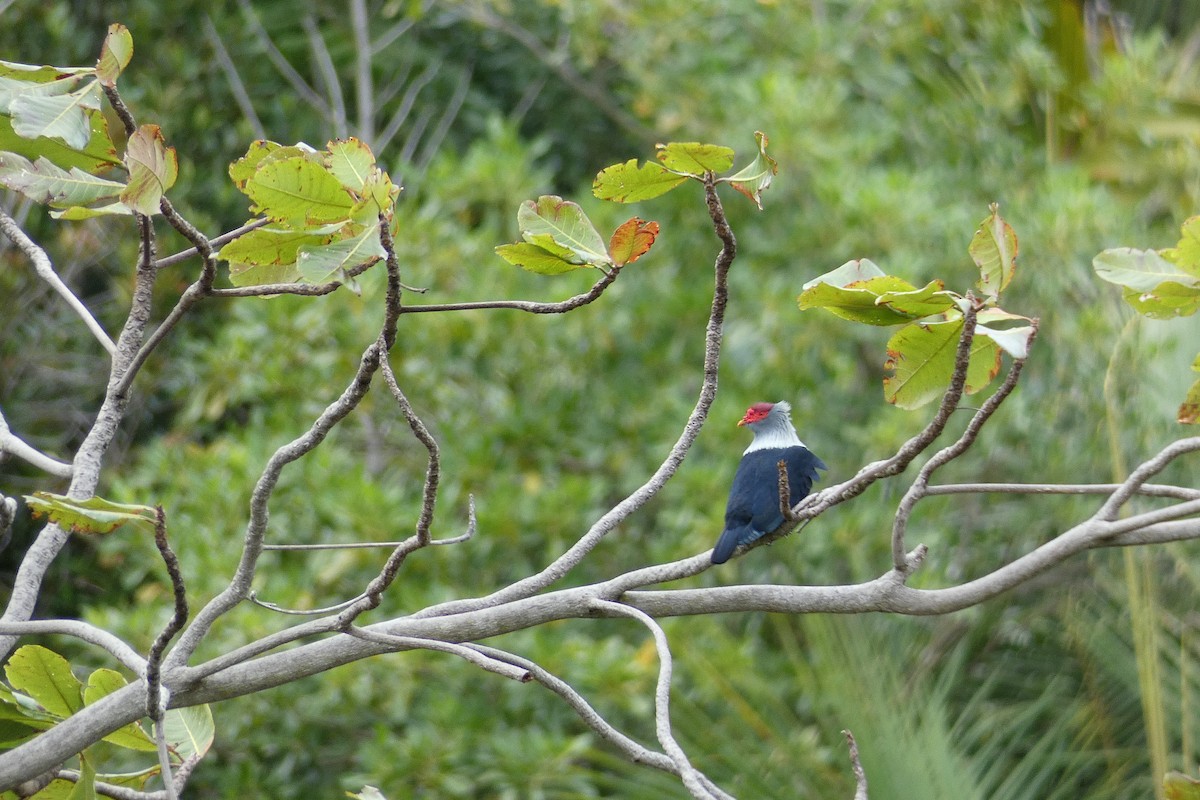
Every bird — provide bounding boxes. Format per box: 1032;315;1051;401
712;401;827;564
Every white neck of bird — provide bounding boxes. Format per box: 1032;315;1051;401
744;416;805;454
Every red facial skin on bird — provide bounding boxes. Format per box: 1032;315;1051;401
738;402;774;427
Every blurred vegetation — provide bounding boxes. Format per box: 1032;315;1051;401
3;0;1200;797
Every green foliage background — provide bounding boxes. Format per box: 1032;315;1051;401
3;0;1200;797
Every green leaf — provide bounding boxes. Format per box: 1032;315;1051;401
219;227;330;287
0;59;93;83
1160;215;1200;278
0;716;44;748
798;261;924;325
50;202;134;220
67;755;96;800
96;24;134;88
296;223;386;283
883;318;1001;408
325;137;376;192
1165;771;1200;800
1180;360;1200;425
24;491;158;536
84;670;156;752
1122;281;1200;319
608;217;659;266
495;242;585;275
163;704;215;760
592;159;687;203
0;72;88;108
229;140;283;190
244;156;355;226
4;645;82;718
0;110;120;172
875;280;957;317
0;153;126;208
10;81;102;150
120;124;177;215
1094;248;1200;292
516;195;609;265
655;141;735;174
349;787;389;800
1095;247;1200;318
724;131;778;209
0;683;59;724
970;203;1017;297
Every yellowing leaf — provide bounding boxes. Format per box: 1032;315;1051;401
970;203;1017;297
24;491;158;536
1161;216;1200;278
656;142;735;174
592;159;686;203
608;217;659;266
725;131;778;209
120;124;177;215
96;23;134;88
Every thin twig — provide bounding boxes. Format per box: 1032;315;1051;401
777;459;793;521
155;218;270;269
145;508;187;800
843;730;868;800
890;321;1036;570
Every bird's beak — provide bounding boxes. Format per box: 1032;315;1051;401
737;416;748;427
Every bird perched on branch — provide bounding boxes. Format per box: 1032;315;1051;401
712;401;827;564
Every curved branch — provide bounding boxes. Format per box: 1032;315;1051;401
0;621;146;674
591;599;722;800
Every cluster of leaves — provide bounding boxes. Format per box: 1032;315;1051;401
494;133;777;278
797;204;1035;409
218;138;399;288
0;645;213;797
1094;216;1200;424
0;24;180;220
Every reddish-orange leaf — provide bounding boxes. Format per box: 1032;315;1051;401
608;217;660;266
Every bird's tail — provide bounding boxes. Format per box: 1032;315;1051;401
711;525;752;564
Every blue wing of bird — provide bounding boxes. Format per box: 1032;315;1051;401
711;447;826;564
